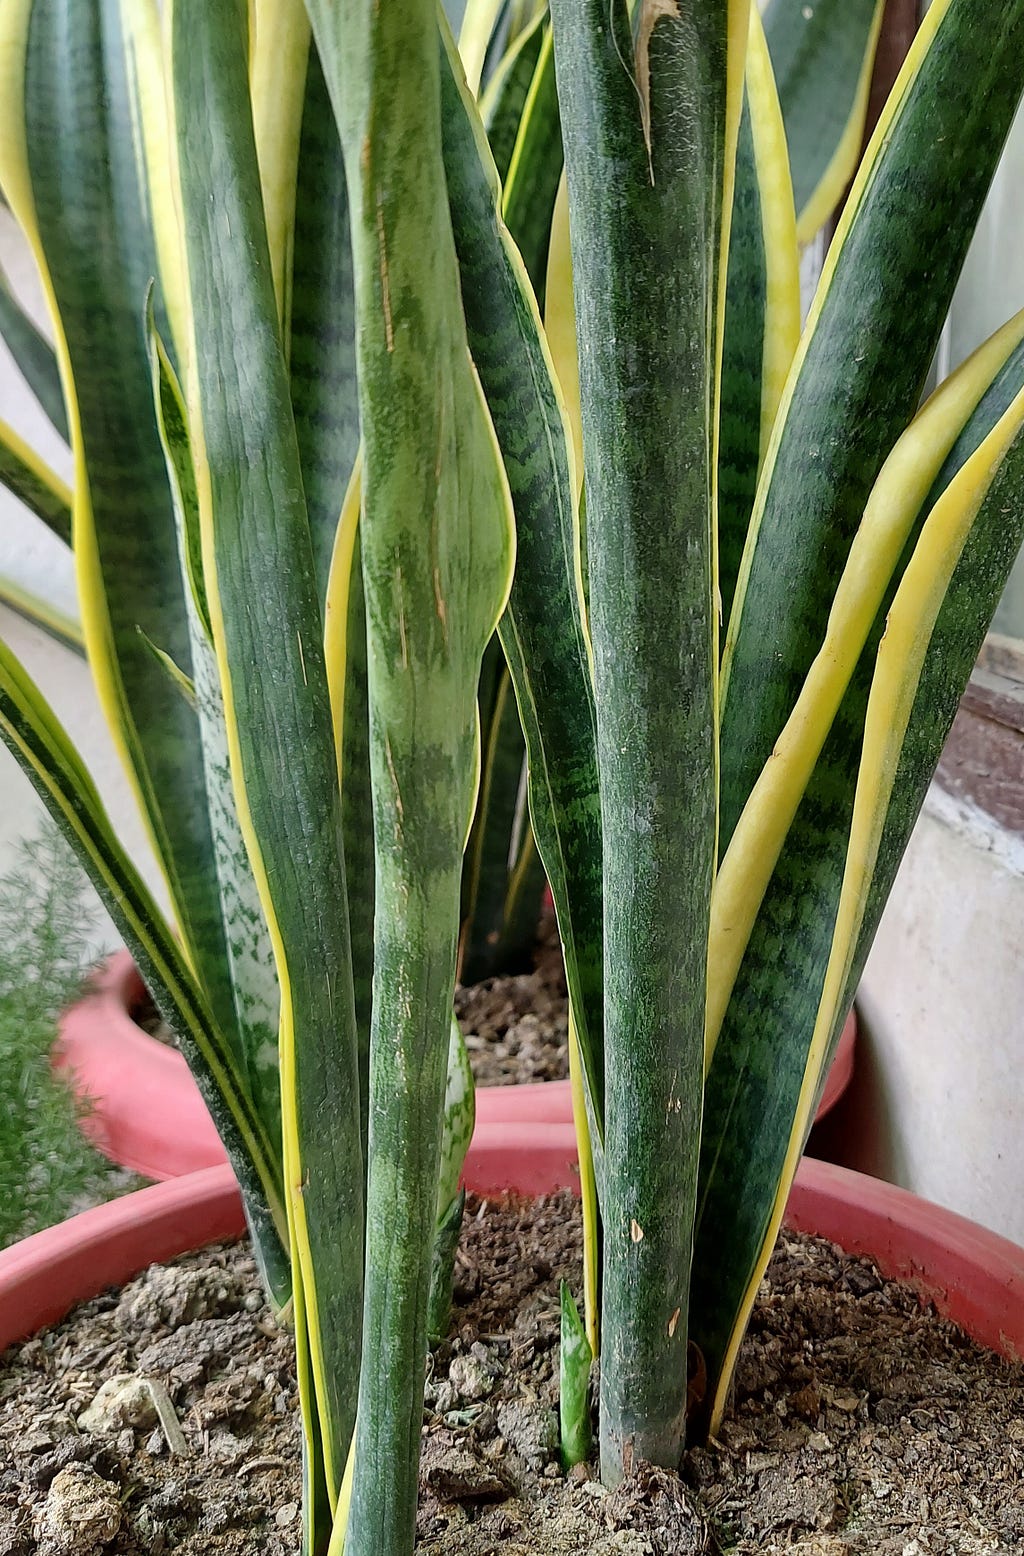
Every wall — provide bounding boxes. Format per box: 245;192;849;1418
836;786;1024;1245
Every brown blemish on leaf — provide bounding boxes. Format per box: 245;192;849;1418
668;1306;681;1338
630;1219;644;1243
384;732;405;825
395;563;409;669
433;566;449;644
375;193;394;353
635;0;680;178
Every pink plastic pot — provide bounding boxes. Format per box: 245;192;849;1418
55;954;223;1179
0;1167;246;1352
2;1151;1021;1368
55;952;858;1181
477;1007;857;1129
463;1132;1024;1364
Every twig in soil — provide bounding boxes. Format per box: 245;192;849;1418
147;1380;188;1455
239;1457;289;1476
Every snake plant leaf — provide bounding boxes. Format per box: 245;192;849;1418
720;0;1024;852
437;23;604;1131
135;630;196;708
837;334;1024;1022
459;645;515;975
0;417;71;543
426;1188;466;1350
308;0;515;1546
0;258;67;439
323;473;373;1155
718;5;799;631
693;313;1024;1431
0;575;82;654
290;46;360;610
459;660;538;983
459;0;505;94
147;313;282;1154
168;0;364;1518
500;26;561;301
763;0;885;243
479;4;547;184
550;0;746;1483
544;175;582;511
568;1009;600;1356
559;1280;593;1470
438;1017;476;1220
0;635;289;1300
250;0;311;331
0;0;247;1075
427;1020;475;1350
493;817;548;977
287;38;373;1124
707;313;1024;1065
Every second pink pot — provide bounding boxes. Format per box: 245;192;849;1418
56;951;857;1182
3;1147;1021;1373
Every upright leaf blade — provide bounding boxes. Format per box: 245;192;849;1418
479;5;546;184
721;0;1024;851
168;0;364;1516
437;27;604;1129
763;0;885;241
500;26;562;299
288;39;372;1125
147;316;282;1155
559;1280;593;1470
250;0;311;329
719;5;799;630
307;2;515;1550
550;0;746;1482
693;317;1024;1427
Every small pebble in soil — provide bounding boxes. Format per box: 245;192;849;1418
33;1465;122;1553
77;1375;156;1434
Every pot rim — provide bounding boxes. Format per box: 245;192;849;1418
56;953;857;1178
2;1153;1021;1364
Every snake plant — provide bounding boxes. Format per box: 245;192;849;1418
1;0;1023;1551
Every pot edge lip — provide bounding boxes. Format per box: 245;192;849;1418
56;954;857;1163
2;1155;1021;1362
